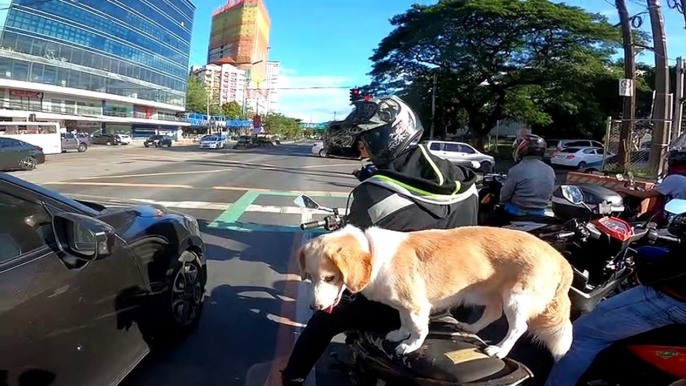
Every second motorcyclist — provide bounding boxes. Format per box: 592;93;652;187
497;134;556;221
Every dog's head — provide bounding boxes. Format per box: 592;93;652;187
298;225;372;311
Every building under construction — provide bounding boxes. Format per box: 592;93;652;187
208;0;271;83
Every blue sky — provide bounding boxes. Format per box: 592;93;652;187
188;0;686;122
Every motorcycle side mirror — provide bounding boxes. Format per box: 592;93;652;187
664;199;686;215
294;195;320;210
616;174;625;181
561;185;585;205
470;160;481;169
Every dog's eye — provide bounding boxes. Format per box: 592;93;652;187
323;275;335;283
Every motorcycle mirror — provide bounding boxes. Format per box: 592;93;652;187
627;171;635;183
664;199;686;216
561;185;585;205
615;174;625;181
294;195;320;210
470;160;481;169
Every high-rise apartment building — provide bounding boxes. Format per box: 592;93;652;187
193;63;247;110
209;0;270;87
0;0;195;135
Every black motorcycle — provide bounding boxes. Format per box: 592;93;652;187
292;188;674;386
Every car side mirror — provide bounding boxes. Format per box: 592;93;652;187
52;212;115;260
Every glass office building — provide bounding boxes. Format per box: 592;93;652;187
0;0;195;133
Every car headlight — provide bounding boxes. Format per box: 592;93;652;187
184;215;200;235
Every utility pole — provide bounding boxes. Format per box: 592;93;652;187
673;57;685;142
430;72;437;140
616;0;635;173
647;0;671;177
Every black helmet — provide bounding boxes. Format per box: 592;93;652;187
325;96;423;165
512;134;547;162
668;150;686;167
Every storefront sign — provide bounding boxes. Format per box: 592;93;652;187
10;89;43;99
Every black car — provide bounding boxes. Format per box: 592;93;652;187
91;134;120;146
0;173;207;386
0;137;46;170
144;135;173;148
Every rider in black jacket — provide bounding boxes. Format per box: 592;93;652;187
281;96;479;385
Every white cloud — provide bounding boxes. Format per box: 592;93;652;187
274;68;355;123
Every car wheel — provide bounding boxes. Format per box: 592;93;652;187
319;149;327;157
480;161;493;173
578;161;587;168
19;157;37;170
157;251;205;343
144;143;150;148
77;143;87;152
167;142;172;147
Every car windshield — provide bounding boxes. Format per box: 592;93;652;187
204;136;218;141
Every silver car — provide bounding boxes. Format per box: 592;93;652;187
423;140;495;172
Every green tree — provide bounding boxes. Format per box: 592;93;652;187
369;0;620;149
262;113;302;139
186;75;208;114
221;101;244;119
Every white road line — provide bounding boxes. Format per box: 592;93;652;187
130;199;231;211
77;169;233;180
296;209;316;386
245;205;348;215
65;194;347;216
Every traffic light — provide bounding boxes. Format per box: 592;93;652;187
349;88;361;102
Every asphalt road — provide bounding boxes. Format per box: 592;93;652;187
12;142;566;386
14;142;358;386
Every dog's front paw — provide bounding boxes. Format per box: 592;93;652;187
395;339;422;355
385;329;409;342
484;345;506;358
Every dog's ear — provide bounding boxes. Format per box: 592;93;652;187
327;246;372;293
296;246;307;281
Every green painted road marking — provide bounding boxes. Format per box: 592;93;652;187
208;190;260;228
207;189;348;232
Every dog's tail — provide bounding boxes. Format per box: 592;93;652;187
529;265;574;360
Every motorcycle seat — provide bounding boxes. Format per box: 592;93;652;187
357;330;523;384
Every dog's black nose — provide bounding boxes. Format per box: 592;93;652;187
310;305;322;311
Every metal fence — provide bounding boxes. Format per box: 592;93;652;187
603;118;673;177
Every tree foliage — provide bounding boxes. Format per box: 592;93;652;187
186;75;208;114
221;101;244;119
368;0;622;148
262;113;303;138
185;74;223;116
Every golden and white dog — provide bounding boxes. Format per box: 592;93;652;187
297;224;574;360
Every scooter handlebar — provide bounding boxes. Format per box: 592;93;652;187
300;220;326;230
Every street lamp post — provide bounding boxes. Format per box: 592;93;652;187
240;60;264;117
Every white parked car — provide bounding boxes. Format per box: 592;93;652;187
550;146;611;168
544;139;604;160
424;140;495;172
115;134;132;145
199;135;225;149
312;141;326;157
